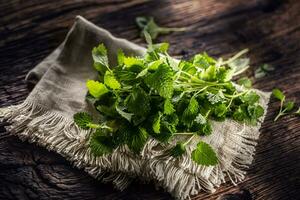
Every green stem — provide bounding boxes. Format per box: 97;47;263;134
183;134;196;146
173;132;194;136
274;98;285;122
223;49;249;65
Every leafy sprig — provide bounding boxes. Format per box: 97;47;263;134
73;41;265;166
272;88;295;121
135;16;186;40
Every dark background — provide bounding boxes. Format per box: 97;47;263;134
0;0;299;200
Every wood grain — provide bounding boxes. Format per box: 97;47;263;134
0;0;299;199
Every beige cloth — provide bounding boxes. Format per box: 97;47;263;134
0;16;270;199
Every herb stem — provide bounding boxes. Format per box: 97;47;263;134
173;132;194;136
183;134;196;146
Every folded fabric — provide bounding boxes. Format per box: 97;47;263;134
0;16;270;199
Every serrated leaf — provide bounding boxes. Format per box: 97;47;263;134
182;96;199;126
115;105;134;122
272;88;285;101
92;44;109;73
170;142;186;157
117;49;125;65
145;64;174;98
207;91;225;104
126;86;150;116
192;141;218;166
238;77;252;88
73;112;93;129
89;130;115;156
194;113;206;125
164;99;175;115
127;127;148;154
86;80;109;98
214;103;227;118
104;71;121;90
200;65;216;81
152;112;162;133
193;53;216;69
124;56;143;68
240;91;260;105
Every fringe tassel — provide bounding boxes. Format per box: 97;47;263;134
0;100;142;190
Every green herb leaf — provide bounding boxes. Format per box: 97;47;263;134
73;112;93;129
182;96;199;126
104;71;121;90
126;86;150;116
192;141;218;166
92;44;109;74
152;112;162;134
240;91;260;105
170;142;186;157
126;127;148;154
145;64;174;98
135;16;186;40
164;99;175;115
255;64;274;78
89;129;115;156
86;80;109;98
272;88;285;101
284;101;294;112
238;77;252;88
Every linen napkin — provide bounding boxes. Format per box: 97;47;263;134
0;16;270;199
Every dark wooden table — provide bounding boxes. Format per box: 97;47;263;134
0;0;299;199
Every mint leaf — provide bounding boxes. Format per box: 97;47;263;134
152;112;162;134
255;64;274;78
170;142;186;157
89;129;115;156
272;88;285;101
284;101;294;112
126;86;150;116
135;16;186;40
182;96;199;126
127;127;148;154
73;112;93;129
92;44;109;74
240;91;260;105
115;105;134;122
86;80;109;98
192;141;218;166
238;77;252;88
104;71;121;90
164;99;175;115
145;64;174;98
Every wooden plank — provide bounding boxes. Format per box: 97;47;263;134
0;0;299;199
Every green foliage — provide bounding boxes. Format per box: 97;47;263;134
73;112;93;129
192;141;218;166
74;42;265;166
104;71;121;90
144;64;174;98
135;16;186;40
89;129;115;156
92;44;109;74
170;142;186;157
164;99;175;115
255;64;274;78
86;80;109;98
238;77;252;88
272;88;285;101
272;88;296;121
